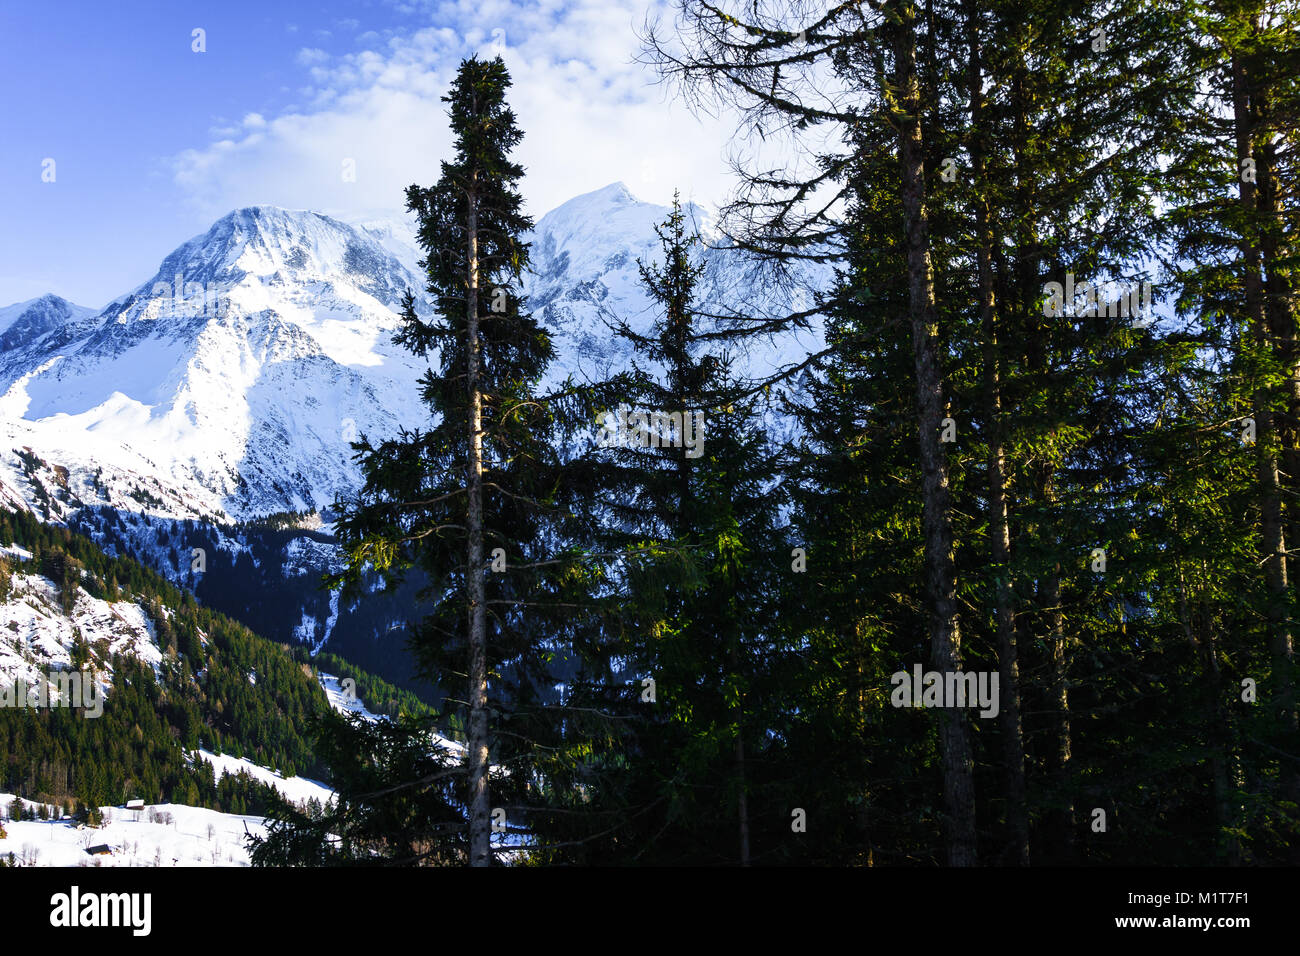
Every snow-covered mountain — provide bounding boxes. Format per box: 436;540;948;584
0;206;430;522
0;184;828;683
0;183;826;525
0;295;98;354
524;182;826;388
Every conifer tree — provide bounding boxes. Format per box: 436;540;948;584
1164;0;1300;858
292;53;646;867
575;195;791;864
325;55;596;865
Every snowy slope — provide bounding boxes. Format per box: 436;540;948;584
0;207;431;524
319;671;382;721
319;670;466;755
0;567;160;699
0;793;267;867
194;750;333;807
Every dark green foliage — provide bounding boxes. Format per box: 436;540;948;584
625;0;1300;865
249;711;464;866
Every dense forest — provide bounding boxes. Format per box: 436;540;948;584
253;0;1300;868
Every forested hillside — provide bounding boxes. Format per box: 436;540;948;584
0;508;412;815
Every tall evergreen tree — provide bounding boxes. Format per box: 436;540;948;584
560;196;792;864
1164;0;1300;859
326;55;598;865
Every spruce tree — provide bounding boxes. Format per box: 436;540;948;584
324;55;600;865
571;196;791;864
1164;0;1300;858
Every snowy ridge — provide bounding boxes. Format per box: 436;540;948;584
319;671;466;755
193;749;333;807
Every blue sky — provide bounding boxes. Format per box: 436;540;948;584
0;0;743;308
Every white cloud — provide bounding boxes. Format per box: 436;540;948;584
170;1;753;222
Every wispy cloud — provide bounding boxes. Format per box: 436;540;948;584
171;0;745;221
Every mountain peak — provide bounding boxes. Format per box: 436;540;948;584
0;293;95;343
130;204;414;307
550;181;639;215
591;181;637;202
0;292;81;316
210;205;339;234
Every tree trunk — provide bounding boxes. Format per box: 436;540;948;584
736;730;751;866
465;168;492;868
727;614;751;867
1233;52;1297;806
1205;623;1244;864
967;1;1029;866
892;4;978;866
1255;126;1300;805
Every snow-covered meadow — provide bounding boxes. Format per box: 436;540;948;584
0;793;268;867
